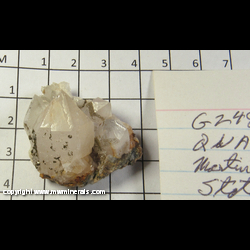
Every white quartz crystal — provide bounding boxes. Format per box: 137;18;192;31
24;82;142;187
95;116;130;158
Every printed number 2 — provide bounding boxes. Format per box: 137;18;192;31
71;59;76;67
8;116;13;125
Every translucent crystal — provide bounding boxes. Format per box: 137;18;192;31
24;82;142;187
92;97;112;119
95;116;130;158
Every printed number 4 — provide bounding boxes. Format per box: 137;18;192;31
3;179;10;188
131;60;137;67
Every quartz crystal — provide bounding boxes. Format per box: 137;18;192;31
24;82;142;187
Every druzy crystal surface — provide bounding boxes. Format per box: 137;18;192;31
24;82;142;187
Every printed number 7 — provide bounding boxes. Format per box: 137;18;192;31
223;60;228;68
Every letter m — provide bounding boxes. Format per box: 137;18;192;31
0;55;6;63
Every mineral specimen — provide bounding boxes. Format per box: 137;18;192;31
24;82;142;187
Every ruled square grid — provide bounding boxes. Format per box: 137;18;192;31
1;50;245;200
0;50;164;200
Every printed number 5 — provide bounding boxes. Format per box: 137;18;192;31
162;59;168;67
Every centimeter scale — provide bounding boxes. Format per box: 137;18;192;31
0;50;248;200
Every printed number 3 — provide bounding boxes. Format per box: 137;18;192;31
6;147;12;156
101;59;107;68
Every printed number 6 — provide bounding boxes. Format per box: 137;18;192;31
193;59;199;68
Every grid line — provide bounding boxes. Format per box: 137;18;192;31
0;65;159;72
0;50;174;200
138;50;146;200
43;50;51;199
168;50;172;70
78;50;81;97
47;50;50;86
76;50;81;200
229;50;233;70
199;50;203;70
0;191;161;195
1;50;242;200
108;50;112;200
10;50;20;200
0;96;155;101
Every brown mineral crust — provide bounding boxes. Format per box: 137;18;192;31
91;133;142;184
73;173;93;187
39;133;142;187
40;174;51;179
40;171;93;188
129;132;138;149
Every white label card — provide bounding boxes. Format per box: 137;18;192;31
153;70;250;200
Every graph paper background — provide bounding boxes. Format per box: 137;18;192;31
0;50;248;200
0;50;161;200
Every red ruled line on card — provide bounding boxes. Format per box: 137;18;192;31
156;108;250;112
